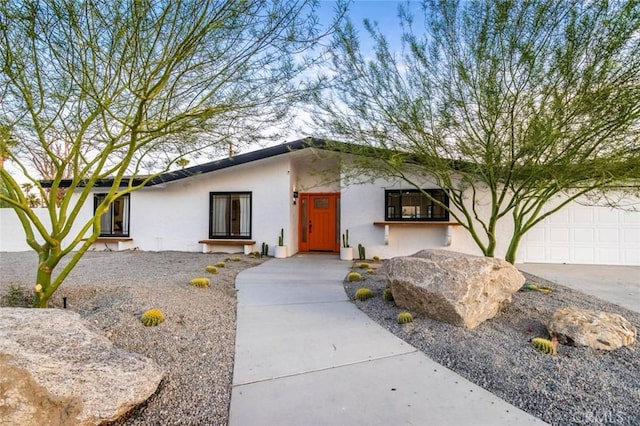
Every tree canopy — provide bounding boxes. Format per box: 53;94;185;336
313;0;640;262
0;0;341;307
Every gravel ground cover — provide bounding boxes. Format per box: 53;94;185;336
2;252;639;425
0;250;265;426
344;261;640;425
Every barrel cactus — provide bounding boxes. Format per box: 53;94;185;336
216;261;226;268
382;287;394;302
531;337;557;355
347;271;362;282
397;312;413;324
190;277;210;288
141;309;164;327
354;287;373;301
205;265;218;274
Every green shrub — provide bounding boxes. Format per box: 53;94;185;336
190;277;211;288
531;337;557;355
205;265;218;274
397;312;414;324
347;272;362;282
354;287;374;301
141;309;164;326
2;284;31;307
382;288;394;302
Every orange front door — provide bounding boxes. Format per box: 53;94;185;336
299;193;339;252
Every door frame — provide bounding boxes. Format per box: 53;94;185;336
298;192;341;253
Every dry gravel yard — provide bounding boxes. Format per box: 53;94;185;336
344;261;640;425
0;250;265;426
2;251;639;425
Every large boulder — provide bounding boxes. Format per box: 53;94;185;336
547;306;636;351
0;308;164;425
384;249;525;329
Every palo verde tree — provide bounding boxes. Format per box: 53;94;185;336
313;0;640;263
0;0;342;307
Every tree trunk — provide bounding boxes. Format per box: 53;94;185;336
505;231;523;265
33;260;54;308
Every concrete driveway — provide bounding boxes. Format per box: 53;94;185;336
517;263;640;313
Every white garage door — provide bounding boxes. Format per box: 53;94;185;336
521;201;640;266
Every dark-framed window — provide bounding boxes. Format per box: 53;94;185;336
94;194;130;236
385;189;449;221
209;192;252;239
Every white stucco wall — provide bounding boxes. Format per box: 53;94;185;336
339;175;498;260
126;155;296;254
0;204;92;252
2;146;637;265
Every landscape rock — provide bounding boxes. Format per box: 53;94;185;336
547;306;637;350
0;308;165;425
384;249;525;329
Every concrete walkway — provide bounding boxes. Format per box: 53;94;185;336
517;263;640;313
229;254;546;425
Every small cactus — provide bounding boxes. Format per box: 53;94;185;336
521;283;539;292
531;337;557;355
354;287;373;301
205;265;218;274
231;256;241;262
347;271;362;282
382;287;394;302
357;243;366;260
141;309;164;326
190;277;210;288
342;230;350;248
358;262;370;269
372;255;380;262
397;312;413;324
365;268;374;274
538;286;553;294
216;261;226;268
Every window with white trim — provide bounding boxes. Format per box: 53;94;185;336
209;192;252;239
385;189;449;221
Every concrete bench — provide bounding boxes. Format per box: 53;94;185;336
84;237;135;251
198;239;256;254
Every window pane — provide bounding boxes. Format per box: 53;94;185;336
94;194;130;236
384;189;449;221
211;196;228;236
314;197;329;209
210;192;251;238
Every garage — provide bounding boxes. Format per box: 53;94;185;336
521;199;640;266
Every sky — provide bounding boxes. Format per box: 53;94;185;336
316;0;420;50
280;1;419;143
